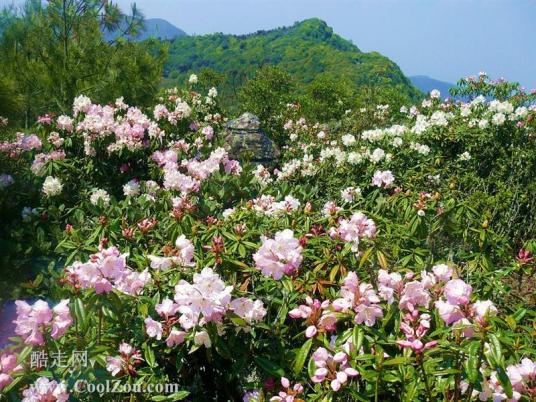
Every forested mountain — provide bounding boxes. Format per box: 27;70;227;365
410;75;455;98
163;18;422;106
105;18;187;41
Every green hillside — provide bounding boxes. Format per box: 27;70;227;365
164;18;422;106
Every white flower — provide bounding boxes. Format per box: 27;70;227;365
90;189;110;206
430;89;440;99
222;208;236;219
42;176;63;197
369;148;386;163
341;134;356;146
492;113;506;126
392;137;403;147
208;87;218;98
347;151;363;165
341;187;361;203
194;331;211;347
422;99;432;108
188;74;198;84
73;94;92;116
123;180;140;197
459;151;471;161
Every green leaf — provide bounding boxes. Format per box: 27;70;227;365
293;338;312;376
488;333;502;366
495;366;513;398
351;326;364;355
168;391;191;401
383;356;411;366
255;356;285;377
465;341;481;384
143;343;156;368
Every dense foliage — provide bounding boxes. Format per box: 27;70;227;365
0;73;535;401
164;18;422;112
0;0;166;126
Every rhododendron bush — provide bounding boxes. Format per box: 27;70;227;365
0;75;535;401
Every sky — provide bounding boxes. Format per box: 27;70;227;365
2;0;535;89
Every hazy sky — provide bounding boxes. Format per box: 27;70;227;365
2;0;535;89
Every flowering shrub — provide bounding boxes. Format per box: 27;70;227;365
0;75;535;401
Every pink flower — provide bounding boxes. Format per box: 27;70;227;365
399;281;431;311
330;212;376;252
66;246;151;296
50;299;73;339
224;159;242;175
432;264;453;282
253;229;303;280
435;300;464;325
174;267;233;329
22;377;69;402
155;299;180;318
269;377;304;401
396;312;437;354
13;299;72;345
202;125;214;140
194;331;211;348
333;273;383;326
0;353;22;390
372;170;394;188
230;298;266;324
106;356;123;376
144;317;163;340
444;279;472;305
166;329;186;347
106;342;142;377
378;269;403;304
472;300;497;322
354;304;383;326
309;347;358;391
289;297;336;338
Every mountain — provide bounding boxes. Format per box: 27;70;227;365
409;75;455;98
164;18;421;104
105;18;187;41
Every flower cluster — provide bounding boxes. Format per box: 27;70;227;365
269;377;304;402
371;170;395;188
31;150;66;175
0;133;42;157
288;296;337;338
145;267;265;347
106;342;143;377
310;347;359;391
0;353;22;390
42;176;63;197
21;377;69;402
13;299;72;345
250;195;301;216
148;235;195;270
329;212;376;252
65;246;151;295
253;229;303;279
435;279;497;337
332;272;383;326
396;311;437;354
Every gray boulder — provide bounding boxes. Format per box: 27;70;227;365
224;113;279;167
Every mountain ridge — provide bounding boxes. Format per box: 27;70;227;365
409;75;455;98
105;17;187;41
163;18;422;105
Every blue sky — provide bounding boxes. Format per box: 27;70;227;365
2;0;535;89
